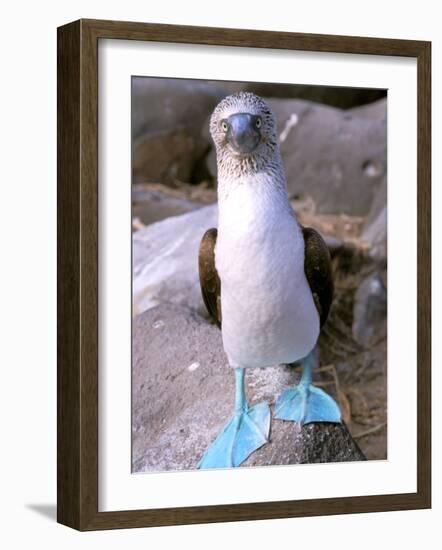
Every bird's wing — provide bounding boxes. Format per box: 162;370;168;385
302;226;334;328
198;228;222;328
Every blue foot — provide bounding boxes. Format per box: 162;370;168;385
275;384;341;424
198;401;270;469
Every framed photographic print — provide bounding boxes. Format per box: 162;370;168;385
57;19;431;530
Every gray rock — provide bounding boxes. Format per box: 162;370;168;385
270;98;387;216
133;129;208;185
360;172;387;261
132;185;204;226
132;77;226;140
132;204;218;317
361;204;387;261
352;272;387;347
208;81;386;109
349;98;387;122
205;98;387;216
244;421;365;466
365;174;387;226
132;304;365;472
132;78;228;185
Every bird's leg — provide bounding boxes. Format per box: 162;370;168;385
198;368;271;469
274;352;341;424
234;367;247;413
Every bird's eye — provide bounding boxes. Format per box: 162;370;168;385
255;118;262;129
221;121;229;132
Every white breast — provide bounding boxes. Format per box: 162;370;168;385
216;174;319;368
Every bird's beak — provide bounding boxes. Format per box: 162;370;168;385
226;113;261;154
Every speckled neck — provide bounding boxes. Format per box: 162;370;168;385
216;147;289;204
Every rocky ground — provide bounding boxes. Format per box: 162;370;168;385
131;78;388;471
133;304;365;472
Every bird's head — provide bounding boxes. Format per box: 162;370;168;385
210;92;278;172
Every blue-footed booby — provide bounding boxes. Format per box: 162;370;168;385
198;92;341;469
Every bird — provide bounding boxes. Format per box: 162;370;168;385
198;92;341;469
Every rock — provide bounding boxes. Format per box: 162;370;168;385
132;185;204;226
132;78;227;184
365;174;387;226
133;129;209;184
208;81;387;109
205;98;387;216
360;172;387;261
132;77;226;140
271;98;386;216
132;204;218;317
349;98;387;122
132;304;365;472
352;272;387;347
244;421;365;466
361;203;387;261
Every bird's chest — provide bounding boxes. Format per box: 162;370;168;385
216;210;299;307
215;182;319;367
216;180;302;300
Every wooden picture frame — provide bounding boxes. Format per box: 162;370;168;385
57;18;431;531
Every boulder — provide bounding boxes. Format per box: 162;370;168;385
133;129;208;184
361;174;387;261
267;98;387;216
132;303;365;472
349;98;387;121
361;205;387;262
132;205;218;317
132;77;226;140
208;80;387;109
352;272;387;348
205;98;387;216
132;185;204;227
132;78;228;184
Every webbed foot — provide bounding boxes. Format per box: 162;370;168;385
274;383;341;424
198;401;270;469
